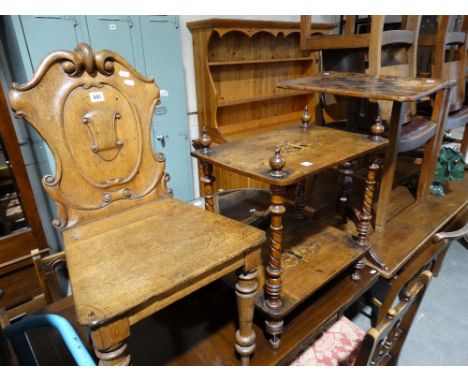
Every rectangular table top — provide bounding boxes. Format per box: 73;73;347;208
277;71;450;102
63;198;265;326
192;125;387;186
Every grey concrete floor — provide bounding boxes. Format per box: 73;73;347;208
347;239;468;365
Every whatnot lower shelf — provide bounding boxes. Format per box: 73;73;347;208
208;56;315;66
255;212;367;319
217;90;312;108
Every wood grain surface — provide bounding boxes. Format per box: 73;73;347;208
192;125;387;186
63;198;265;326
277;71;450;102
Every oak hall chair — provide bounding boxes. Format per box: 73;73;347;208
9;43;265;366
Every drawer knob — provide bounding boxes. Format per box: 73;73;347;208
0;288;4;300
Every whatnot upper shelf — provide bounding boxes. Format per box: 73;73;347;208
277;71;451;102
217;90;311;108
192;125;388;187
208;56;315;66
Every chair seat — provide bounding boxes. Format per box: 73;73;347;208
290;315;365;366
63;198;265;327
398;117;437;153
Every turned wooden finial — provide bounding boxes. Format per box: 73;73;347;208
199;127;212;153
268;145;287;178
300;106;311;129
370;114;385;142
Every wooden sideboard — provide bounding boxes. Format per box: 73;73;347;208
188;18;336;190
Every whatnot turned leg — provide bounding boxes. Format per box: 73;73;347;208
416;88;450;201
337;161;353;223
235;268;258;366
200;160;215;212
197;127;216;212
91;318;131;366
265;184;286;348
352;156;380;281
294;180;306;219
375;101;404;232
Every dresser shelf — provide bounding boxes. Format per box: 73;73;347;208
217;90;311;108
208;56;315;66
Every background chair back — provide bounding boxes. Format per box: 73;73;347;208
355;270;433;366
432;16;466;113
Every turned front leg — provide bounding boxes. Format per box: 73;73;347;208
91;318;131;366
352;156;379;281
265;184;286;348
235;267;258;366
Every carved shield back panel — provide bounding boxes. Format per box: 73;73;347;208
63;82;141;187
9;44;171;229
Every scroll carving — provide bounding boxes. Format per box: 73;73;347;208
11;43;154;92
